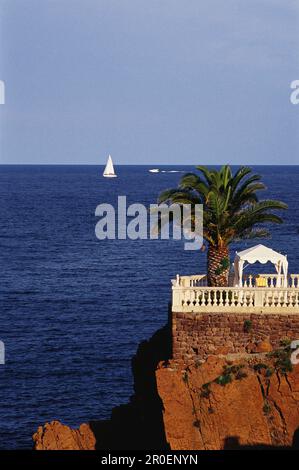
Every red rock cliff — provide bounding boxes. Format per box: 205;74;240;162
33;324;299;450
156;356;299;449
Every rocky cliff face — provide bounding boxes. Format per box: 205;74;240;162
156;356;299;449
33;322;299;450
33;421;96;450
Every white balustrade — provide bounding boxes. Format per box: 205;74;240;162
290;274;299;288
172;273;299;313
177;274;207;287
242;274;299;288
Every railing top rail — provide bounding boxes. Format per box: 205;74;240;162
178;274;207;279
172;273;299;283
172;286;299;291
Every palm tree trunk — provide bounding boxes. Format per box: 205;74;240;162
207;245;230;287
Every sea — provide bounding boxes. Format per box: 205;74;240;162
0;165;298;449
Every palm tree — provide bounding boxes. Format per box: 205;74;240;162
158;165;287;287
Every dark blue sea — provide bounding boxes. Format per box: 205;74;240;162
0;165;298;449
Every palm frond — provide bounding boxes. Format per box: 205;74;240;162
238;229;271;240
231;166;253;191
158;165;287;249
196;166;214;185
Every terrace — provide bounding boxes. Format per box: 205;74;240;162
172;245;299;314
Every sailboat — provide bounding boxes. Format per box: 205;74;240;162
103;154;117;178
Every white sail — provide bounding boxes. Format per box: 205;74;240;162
103;155;117;177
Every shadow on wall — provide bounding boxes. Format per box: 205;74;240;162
89;306;172;450
224;428;299;450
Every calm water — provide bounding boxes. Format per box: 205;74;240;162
0;165;298;449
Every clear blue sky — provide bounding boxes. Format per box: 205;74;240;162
0;0;298;165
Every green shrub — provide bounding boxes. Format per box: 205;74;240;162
243;320;253;333
276;357;293;374
280;338;292;348
235;369;248;380
182;371;189;383
253;363;274;378
263;401;271;415
215;373;232;386
200;382;212;398
213;364;247;386
253;363;268;372
265;367;274;377
224;364;245;375
269;348;293;374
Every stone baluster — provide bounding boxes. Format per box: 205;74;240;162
236;290;242;307
276;290;281;307
284;290;288;307
279;290;284;307
195;290;202;306
244;290;249;306
291;290;296;308
249;291;254;307
277;290;282;307
264;290;269;307
275;289;279;307
206;290;211;306
226;289;230;306
219;290;224;307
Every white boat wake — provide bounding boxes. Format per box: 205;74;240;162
149;169;184;174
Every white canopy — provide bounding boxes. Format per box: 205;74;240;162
233;244;288;288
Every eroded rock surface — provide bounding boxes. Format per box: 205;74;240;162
33;421;96;450
33;322;299;450
156;357;299;450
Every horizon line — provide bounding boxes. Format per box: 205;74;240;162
1;163;299;167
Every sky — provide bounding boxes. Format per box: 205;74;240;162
0;0;299;165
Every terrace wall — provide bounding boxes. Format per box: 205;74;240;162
172;311;299;360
